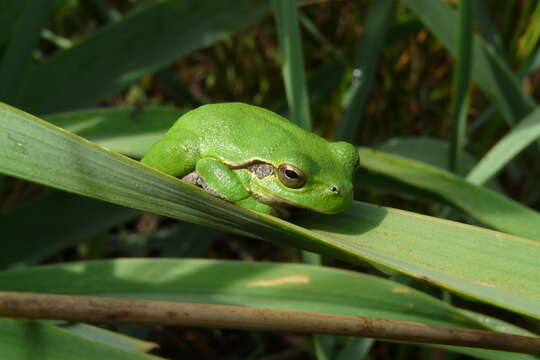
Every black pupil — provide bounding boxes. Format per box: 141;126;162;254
285;170;298;179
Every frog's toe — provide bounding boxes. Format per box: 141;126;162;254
237;198;282;217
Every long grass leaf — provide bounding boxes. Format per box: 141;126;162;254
48;322;156;354
0;259;537;359
0;319;162;359
515;1;540;64
0;0;53;106
449;0;473;174
467;107;540;185
473;0;507;62
335;0;394;142
272;0;311;130
1;103;539;318
40;106;539;241
359;147;540;241
272;3;319;337
44;106;187;157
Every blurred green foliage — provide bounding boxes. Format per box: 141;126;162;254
1;0;539;359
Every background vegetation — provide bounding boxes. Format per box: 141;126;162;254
0;0;539;359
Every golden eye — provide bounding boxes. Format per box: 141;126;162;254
277;164;306;188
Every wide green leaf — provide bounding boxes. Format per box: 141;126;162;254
377;136;503;193
19;0;271;114
467;106;540;185
44;106;186;158
358;147;540;241
44;322;156;354
378;136;476;176
0;259;536;360
1;103;539;319
0;318;162;360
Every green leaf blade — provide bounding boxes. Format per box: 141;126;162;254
0;259;537;360
358;147;540;241
272;0;311;130
0;319;163;360
336;0;394;142
1;103;539;319
468;107;540;185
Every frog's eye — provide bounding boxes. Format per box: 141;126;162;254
277;164;306;188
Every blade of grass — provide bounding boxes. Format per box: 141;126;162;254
38;106;540;242
520;43;540;76
515;1;540;65
0;0;53;106
467;107;540;185
379;136;477;176
0;319;163;359
337;338;374;360
272;0;311;130
0;259;537;359
335;0;394;142
473;0;507;62
358;147;540;241
299;10;342;59
47;322;156;354
19;0;271;114
271;6;321;352
44;106;187;157
402;0;536;126
376;136;505;193
1;103;539;319
449;0;473;174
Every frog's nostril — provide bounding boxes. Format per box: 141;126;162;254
330;186;339;194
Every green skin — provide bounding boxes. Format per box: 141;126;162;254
141;103;358;217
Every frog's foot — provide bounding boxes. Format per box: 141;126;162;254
237;197;287;217
141;131;199;176
182;170;230;201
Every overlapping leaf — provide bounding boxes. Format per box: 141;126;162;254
0;259;536;360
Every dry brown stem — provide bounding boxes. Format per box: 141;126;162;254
0;291;538;354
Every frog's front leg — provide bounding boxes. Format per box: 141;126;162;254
195;158;276;215
141;132;199;177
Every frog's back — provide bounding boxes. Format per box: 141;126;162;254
171;103;329;163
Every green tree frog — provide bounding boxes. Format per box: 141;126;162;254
141;103;359;217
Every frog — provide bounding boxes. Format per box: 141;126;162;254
141;102;359;217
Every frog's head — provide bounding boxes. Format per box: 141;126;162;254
250;141;359;214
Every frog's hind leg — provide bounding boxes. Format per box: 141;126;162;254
141;131;199;177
